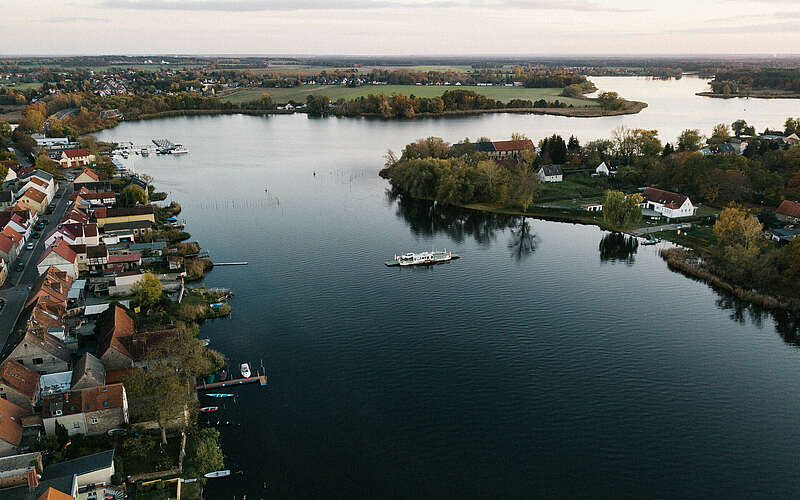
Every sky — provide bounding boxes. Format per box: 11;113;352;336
3;0;800;55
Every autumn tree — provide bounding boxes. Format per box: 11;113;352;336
132;271;163;309
713;204;763;250
677;129;704;151
119;185;148;207
123;365;189;444
602;190;643;228
597;91;625;110
709;123;732;144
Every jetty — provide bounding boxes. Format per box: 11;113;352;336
212;262;248;266
200;375;268;390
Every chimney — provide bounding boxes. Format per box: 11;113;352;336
26;468;38;488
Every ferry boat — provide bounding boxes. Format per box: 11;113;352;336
385;249;459;267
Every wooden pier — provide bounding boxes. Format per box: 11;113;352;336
200;375;268;390
212;262;248;266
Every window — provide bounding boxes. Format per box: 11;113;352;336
32;358;43;365
90;417;99;424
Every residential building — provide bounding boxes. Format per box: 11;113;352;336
41;384;128;437
93;207;154;229
55;149;95;169
0;398;28;458
537;165;563;183
103;220;152;238
6;326;71;375
44;224;88;248
0;192;12;209
0;452;43;490
85;246;108;271
15;188;47;214
70;354;105;391
776;200;800;223
640;187;696;218
595;161;617;176
96;307;135;371
36;242;78;278
72;169;99;185
487;139;535;159
38;450;116;500
0;361;40;411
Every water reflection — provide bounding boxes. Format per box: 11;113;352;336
713;292;800;347
509;218;538;262
388;189;517;245
598;232;639;265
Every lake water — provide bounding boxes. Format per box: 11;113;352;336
96;77;800;499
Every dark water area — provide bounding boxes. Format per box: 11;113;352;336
95;86;800;499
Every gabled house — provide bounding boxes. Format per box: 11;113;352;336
0;232;22;265
72;168;99;184
595;161;617;176
41;384;128;437
68;189;115;207
86;245;108;270
0;452;43;491
70;353;105;391
6;327;71;375
776;200;800;223
38;449;116;499
0;360;41;411
640;187;696;219
15;187;48;214
55;149;95;169
26;266;72;312
537;165;563;183
488;139;535;159
96;306;135;371
0;398;28;458
36;242;78;278
44;224;87;248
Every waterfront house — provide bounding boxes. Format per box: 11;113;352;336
41;384;128;437
38;449;116;499
488;139;535;160
0;360;40;411
72;168;99;184
93;207;154;229
640;187;696;219
580;203;603;212
68;189;115;208
0;398;28;458
776;200;800;223
36;242;78;278
56;149;95;169
787;133;800;145
537;165;563;183
595;161;617;176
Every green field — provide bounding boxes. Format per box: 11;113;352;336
0;82;42;90
220;84;595;107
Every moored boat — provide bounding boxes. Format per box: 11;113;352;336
200;406;219;413
107;428;127;437
204;470;231;479
206;393;234;398
240;363;251;378
385;249;459;267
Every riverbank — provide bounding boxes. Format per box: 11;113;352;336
355;99;647;119
696;90;800;99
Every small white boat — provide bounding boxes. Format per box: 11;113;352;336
200;406;219;413
107;428;127;437
386;249;459;267
171;144;189;154
240;363;251;378
204;470;231;479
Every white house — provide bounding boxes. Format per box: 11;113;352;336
36;241;79;278
595;161;617;176
640;187;696;219
537;165;563;183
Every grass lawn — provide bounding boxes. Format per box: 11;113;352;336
538;175;608;203
220;84;595;107
0;82;42;90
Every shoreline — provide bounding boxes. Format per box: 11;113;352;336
696;91;800;99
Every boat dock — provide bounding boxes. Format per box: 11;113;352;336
200;375;268;389
212;262;248;266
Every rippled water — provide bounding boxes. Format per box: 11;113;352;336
96;78;800;499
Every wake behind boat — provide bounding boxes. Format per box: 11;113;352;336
385;249;459;267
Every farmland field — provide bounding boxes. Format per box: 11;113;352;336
220;84;596;107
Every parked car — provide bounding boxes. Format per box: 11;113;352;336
26;242;34;250
31;231;40;239
15;262;24;272
36;222;46;230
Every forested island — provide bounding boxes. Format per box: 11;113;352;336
699;68;800;98
380;120;800;309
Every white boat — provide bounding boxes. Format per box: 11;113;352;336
240;363;251;378
393;249;455;266
204;470;231;479
171;144;189;154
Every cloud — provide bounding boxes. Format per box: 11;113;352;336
99;0;644;12
670;21;800;34
46;16;108;23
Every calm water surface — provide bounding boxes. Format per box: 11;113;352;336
97;78;800;499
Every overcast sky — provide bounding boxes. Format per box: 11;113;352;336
3;0;800;55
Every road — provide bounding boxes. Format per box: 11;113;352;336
628;222;693;236
0;180;73;353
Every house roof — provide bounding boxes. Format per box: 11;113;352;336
95;206;154;219
539;165;563;176
40;449;114;481
16;330;71;365
77;168;99;181
104;220;152;231
36;488;72;500
0;451;40;473
0;398;27;446
29;177;48;189
0;191;12;203
86;245;108;259
38;241;77;266
27;170;53;182
777;200;800;219
641;187;689;209
475;141;496;153
42;384;125;418
70;353;105;390
492;139;534;151
0;360;40;401
61;148;90;159
107;253;142;264
20;188;46;204
97;306;135;360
